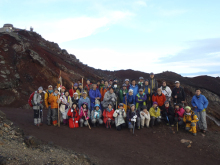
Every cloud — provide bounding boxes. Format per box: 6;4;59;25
158;9;187;17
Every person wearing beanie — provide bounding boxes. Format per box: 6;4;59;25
149;72;158;94
79;102;90;127
100;80;110;102
72;92;79;105
143;79;152;109
140;106;151;128
78;91;90;115
49;88;60;126
191;88;209;133
60;90;72;125
149;102;161;127
135;89;147;110
91;104;103;127
119;84;128;103
161;101;175;126
152;88;166;109
127;104;141;131
113;103;126;131
172;81;186;106
45;85;53;126
160;81;172;103
89;83;101;111
103;103;115;128
183;106;199;136
32;87;44;126
138;77;145;90
174;104;185;127
67;103;80;128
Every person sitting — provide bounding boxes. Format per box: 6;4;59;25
67;103;80;128
140;106;151;128
183;106;199;136
113;103;126;131
103;103;115;128
152;88;166;109
135;89;147;110
127;104;141;131
161;101;175;126
174;104;185;127
149;102;161;127
79;102;90;127
91;104;103;127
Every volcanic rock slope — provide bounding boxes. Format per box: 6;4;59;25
0;30;220;124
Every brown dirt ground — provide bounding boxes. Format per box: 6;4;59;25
1;108;220;165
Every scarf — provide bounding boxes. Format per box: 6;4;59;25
48;90;53;94
54;93;58;96
107;108;112;112
94;109;101;118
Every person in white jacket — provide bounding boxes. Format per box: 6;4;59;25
113;103;126;131
140;106;151;128
160;81;172;102
60;91;72;125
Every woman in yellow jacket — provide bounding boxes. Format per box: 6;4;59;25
149;102;161;127
183;106;199;136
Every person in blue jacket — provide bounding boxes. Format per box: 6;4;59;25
191;88;209;133
123;89;136;106
78;91;90;115
89;83;101;111
129;79;139;103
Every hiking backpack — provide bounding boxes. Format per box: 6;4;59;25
28;92;35;107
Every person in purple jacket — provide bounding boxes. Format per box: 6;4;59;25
89;83;101;112
135;89;147;110
191;88;209;133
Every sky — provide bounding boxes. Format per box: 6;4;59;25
1;0;220;77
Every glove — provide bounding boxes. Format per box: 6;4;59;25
71;109;73;112
86;117;89;120
186;120;191;123
133;115;137;119
116;110;119;113
131;118;136;122
111;98;115;102
76;121;78;123
158;116;161;119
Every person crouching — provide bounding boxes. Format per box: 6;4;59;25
127;104;141;132
103;103;115;129
140;106;151;128
149;102;161;127
113;103;126;131
67;103;79;128
183;106;199;136
91;104;103;127
79;102;90;127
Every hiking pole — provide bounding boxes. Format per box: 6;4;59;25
133;120;135;134
82;109;91;129
177;121;178;132
58;95;60;127
38;108;40;128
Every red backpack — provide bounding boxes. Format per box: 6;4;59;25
28;92;35;107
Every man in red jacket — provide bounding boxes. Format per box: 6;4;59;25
152;88;166;109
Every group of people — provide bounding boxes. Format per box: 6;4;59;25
31;72;209;135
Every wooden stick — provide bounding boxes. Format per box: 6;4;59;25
82;109;91;129
82;78;84;88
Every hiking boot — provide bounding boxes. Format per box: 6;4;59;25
53;123;58;126
171;124;174;127
166;123;169;126
138;126;140;130
141;125;144;129
130;129;132;133
193;133;197;136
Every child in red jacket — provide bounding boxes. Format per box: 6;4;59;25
67;103;79;128
103;103;115;128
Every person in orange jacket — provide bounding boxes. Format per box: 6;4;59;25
183;106;199;136
49;88;60;126
152;88;166;109
67;103;80;128
100;80;109;102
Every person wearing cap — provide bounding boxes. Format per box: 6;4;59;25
69;83;79;98
79;102;90;127
152;88;166;109
160;81;172;104
91;104;103;127
60;91;72;125
85;79;92;92
49;88;60;126
138;77;145;90
89;83;101;111
67;103;80;128
191;88;209;133
103;103;115;128
108;79;113;87
78;91;90;115
127;104;141;131
135;88;147;110
143;79;152;109
124;79;130;90
32;87;44;126
77;83;83;98
100;80;109;102
72;92;79;105
119;84;128;103
129;79;139;104
183;106;199;136
149;102;161;127
113;103;126;131
140;106;151;128
102;87;117;109
45;85;53;125
172;81;186;106
161;101;175;126
149;72;158;94
123;89;135;108
174;104;185;127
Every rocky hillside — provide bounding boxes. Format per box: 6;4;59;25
0;30;220;126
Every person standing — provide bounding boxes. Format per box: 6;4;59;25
101;87;117;109
152;88;166;110
138;77;145;90
129;79;139;104
160;81;172;103
85;79;92;92
143;79;152;109
149;72;158;94
124;79;130;90
44;85;53;126
89;83;101;111
49;88;60;126
100;81;109;102
172;81;185;106
191;88;209;133
119;84;128;103
33;87;44;126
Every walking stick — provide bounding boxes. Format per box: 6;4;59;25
38;108;40;128
58;95;60;127
82;109;91;129
177;121;178;132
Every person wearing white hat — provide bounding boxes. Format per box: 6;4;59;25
171;81;186;106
